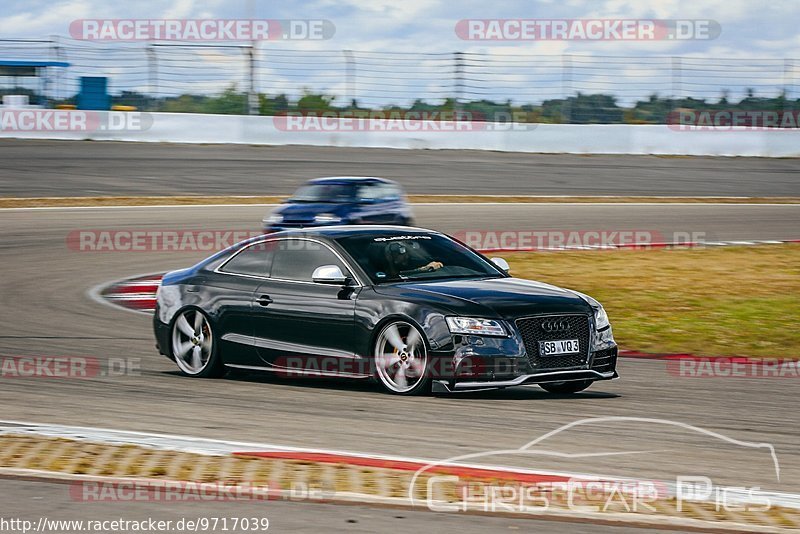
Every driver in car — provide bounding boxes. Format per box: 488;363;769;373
385;242;443;276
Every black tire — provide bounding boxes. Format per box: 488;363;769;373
170;308;225;378
539;380;593;394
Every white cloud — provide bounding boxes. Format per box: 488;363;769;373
0;0;92;35
162;0;199;19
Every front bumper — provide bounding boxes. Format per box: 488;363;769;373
431;321;618;391
432;368;618;393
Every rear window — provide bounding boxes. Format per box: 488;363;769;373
220;241;275;277
269;238;351;282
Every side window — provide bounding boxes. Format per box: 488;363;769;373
356;183;380;202
380;183;401;200
270;239;350;282
220;241;274;277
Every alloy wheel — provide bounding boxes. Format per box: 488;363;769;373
171;309;213;375
375;321;429;394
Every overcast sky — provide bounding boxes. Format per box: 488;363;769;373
0;0;796;105
2;0;797;56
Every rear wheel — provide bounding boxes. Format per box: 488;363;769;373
171;308;224;378
374;321;430;395
539;380;593;394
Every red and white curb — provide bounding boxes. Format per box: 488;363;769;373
89;273;162;314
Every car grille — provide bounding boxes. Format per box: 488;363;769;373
516;314;591;371
591;347;617;374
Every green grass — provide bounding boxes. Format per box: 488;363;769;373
505;244;800;357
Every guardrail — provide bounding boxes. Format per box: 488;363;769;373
1;110;798;156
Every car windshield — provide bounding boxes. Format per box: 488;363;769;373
289;183;356;203
336;233;505;284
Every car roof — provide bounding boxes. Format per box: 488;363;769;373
306;176;395;185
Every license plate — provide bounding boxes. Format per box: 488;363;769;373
539;339;580;356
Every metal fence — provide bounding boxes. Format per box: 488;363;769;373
0;37;796;117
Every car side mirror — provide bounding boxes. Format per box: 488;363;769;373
490;257;510;273
312;265;348;285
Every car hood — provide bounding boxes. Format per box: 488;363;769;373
275;202;352;222
374;277;593;319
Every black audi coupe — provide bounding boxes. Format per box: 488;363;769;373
153;226;618;395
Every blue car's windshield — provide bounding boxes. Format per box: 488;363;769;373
289;183;356;203
336;234;505;284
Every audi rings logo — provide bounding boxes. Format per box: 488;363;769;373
541;319;570;333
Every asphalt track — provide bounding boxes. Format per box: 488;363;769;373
1;139;799;197
1;204;798;504
1;139;799;528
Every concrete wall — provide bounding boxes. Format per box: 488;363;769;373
1;110;798;156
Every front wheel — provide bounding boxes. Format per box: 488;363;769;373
539;380;593;394
170;308;224;378
374;321;430;395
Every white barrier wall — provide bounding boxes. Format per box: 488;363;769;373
1;110;799;157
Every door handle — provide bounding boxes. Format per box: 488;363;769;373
256;295;273;306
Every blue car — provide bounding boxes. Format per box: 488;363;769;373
263;177;414;232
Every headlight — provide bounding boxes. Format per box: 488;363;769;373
568;289;611;330
263;213;283;224
446;317;506;337
594;306;610;330
314;213;342;223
